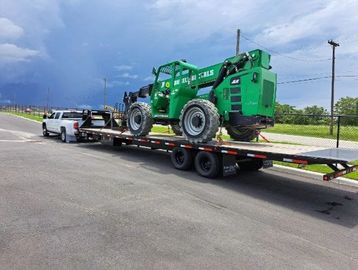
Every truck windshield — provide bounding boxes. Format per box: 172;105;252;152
62;112;82;119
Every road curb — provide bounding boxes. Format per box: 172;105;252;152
270;165;358;188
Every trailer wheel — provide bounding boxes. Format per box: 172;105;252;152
226;126;257;142
171;123;182;136
42;124;49;137
194;151;220;178
128;102;153;136
180;99;219;143
170;147;193;170
238;160;263;171
60;128;67;142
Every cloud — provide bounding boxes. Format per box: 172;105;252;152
114;64;133;71
117;72;138;79
0;43;39;63
143;76;153;81
0;0;357;108
259;0;358;46
0;17;24;40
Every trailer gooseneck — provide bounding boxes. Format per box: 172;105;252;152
79;111;358;181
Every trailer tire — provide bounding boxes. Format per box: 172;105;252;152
170;147;193;170
226;126;257;142
42;124;49;137
180;99;219;143
60;127;67;142
128;102;153;136
171;123;182;136
194;151;220;178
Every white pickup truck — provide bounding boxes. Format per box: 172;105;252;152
42;110;85;142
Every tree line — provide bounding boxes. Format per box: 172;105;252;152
275;96;358;126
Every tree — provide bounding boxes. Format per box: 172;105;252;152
303;105;329;125
335;97;358;125
275;102;299;124
335;97;358;115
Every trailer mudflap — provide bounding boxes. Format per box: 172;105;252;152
222;154;237;176
323;164;358;181
263;160;273;168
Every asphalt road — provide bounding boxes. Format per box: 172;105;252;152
0;113;357;270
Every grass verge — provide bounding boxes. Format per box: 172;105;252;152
9;112;43;122
274;161;358;180
265;124;358;142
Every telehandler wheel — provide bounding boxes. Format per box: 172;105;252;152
194;151;220;178
171;123;182;136
226;126;257;142
170;147;193;170
127;102;153;136
180;99;219;143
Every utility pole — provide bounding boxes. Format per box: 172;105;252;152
328;40;339;135
236;29;240;56
103;78;107;109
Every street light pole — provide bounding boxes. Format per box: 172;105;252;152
328;40;339;135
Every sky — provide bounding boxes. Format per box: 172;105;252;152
0;0;357;109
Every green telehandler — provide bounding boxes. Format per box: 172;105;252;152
123;49;277;143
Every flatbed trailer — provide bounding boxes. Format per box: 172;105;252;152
79;120;358;181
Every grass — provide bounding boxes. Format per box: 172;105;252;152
9;112;43;122
274;161;358;180
265;124;358;142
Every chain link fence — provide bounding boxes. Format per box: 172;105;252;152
264;113;358;149
1;104;357;150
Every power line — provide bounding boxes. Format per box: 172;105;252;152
241;33;331;62
278;74;358;84
278;76;331;84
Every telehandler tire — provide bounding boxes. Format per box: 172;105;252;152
226;126;257;142
171;123;182;136
180;99;219;143
127;102;153;136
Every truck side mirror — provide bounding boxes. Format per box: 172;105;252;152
43;114;47;119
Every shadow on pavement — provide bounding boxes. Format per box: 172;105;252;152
76;142;358;228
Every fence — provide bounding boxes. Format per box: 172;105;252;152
269;113;358;149
1;104;357;150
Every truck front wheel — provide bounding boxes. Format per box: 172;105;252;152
60;128;67;142
42;124;49;137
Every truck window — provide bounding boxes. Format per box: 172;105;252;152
54;112;61;119
62;112;82;119
48;113;55;119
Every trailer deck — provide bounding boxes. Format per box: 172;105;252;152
80;127;358;181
